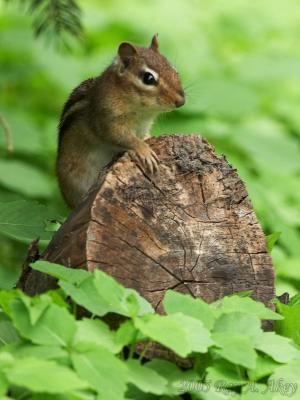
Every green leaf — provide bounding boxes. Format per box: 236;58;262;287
213;312;262;342
212;332;257;369
163;290;216;329
71;348;128;399
255;332;300;363
20;293;52;324
125;288;154;316
146;359;199;396
0;371;8;396
5;357;88;393
0;201;55;241
206;359;248;387
8;343;68;361
268;360;300;399
275;302;300;346
289;293;300;306
0;314;20;346
0;352;14;369
126;359;168;395
74;318;117;353
134;313;213;357
0;160;53;198
10;299;76;347
247;354;279;381
0;290;20;316
241;383;273;399
193;385;239;399
213;296;282;320
57;268;153;318
58;277;112;317
115;320;137;350
31;261;89;284
266;232;281;252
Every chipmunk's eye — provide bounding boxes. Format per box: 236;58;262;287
142;71;157;85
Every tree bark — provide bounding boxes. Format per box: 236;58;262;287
20;134;275;312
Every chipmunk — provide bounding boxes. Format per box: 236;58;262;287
57;34;185;208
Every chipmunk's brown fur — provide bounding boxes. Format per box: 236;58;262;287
57;35;185;208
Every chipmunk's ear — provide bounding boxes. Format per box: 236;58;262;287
150;34;159;52
118;42;137;67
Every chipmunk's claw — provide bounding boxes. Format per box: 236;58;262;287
128;145;159;175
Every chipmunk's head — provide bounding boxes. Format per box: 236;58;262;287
115;34;185;113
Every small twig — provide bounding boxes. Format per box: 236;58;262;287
138;341;152;362
0;113;13;153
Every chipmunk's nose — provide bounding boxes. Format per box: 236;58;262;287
175;91;185;108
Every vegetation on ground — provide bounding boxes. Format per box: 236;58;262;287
0;1;300;398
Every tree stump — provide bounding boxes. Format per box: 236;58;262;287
20;134;275;312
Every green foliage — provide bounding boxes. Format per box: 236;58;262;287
1;0;300;293
0;262;297;399
275;296;300;347
0;200;58;242
0;2;300;397
3;0;82;45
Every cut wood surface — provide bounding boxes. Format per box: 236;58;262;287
20;134;275;311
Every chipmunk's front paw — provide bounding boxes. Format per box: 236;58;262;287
128;143;159;174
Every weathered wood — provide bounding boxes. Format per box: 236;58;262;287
20;134;275;312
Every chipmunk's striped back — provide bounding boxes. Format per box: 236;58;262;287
58;78;96;146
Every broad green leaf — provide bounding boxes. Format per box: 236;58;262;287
212;333;257;369
0;161;53;198
206;359;248;387
0;290;23;316
213;312;262;342
10;299;76;347
126;359;168;395
240;383;273;399
146;359;199;396
134;313;213;357
0;371;8;396
124;288;154;316
289;293;300;306
74;318;117;353
255;332;300;363
193;385;240;399
56;268;153;318
0;201;55;241
20;293;52;324
58;278;113;317
247;354;279;381
31;261;89;284
269;360;300;399
213;296;282;321
115;320;138;350
0;314;20;346
8;343;67;361
31;393;95;400
71;348;128;399
5;357;88;393
275;302;300;346
0;352;14;369
266;232;281;252
93;270;153;316
163;290;216;329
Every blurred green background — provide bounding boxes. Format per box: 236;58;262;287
0;0;300;294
